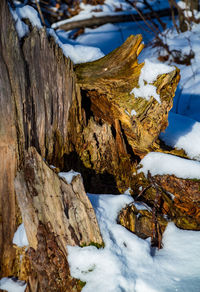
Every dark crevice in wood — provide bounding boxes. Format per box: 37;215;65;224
81;90;94;124
63;151;120;194
120;125;141;163
111;124;117;139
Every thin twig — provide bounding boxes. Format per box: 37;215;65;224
35;0;46;26
143;0;166;30
147;171;162;248
168;0;180;33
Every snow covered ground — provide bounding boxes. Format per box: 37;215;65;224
2;1;200;291
68;193;200;292
3;193;199;292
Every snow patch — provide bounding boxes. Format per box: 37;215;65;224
15;5;42;29
139;152;200;179
10;5;42;38
131;59;174;103
13;223;29;247
160;112;200;161
67;194;200;292
59;169;80;184
48;29;105;64
131;109;137;116
0;278;26;292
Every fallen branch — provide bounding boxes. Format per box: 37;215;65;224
35;0;46;26
52;8;175;31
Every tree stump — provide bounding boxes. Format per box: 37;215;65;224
0;0;192;289
75;35;180;157
0;0;102;288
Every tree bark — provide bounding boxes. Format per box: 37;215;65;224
14;147;102;291
0;0;102;288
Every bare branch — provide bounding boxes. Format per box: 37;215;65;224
35;0;46;26
52;8;173;31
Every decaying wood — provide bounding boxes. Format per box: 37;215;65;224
0;0;25;277
118;170;200;247
75;35;180;158
153;174;200;229
15;147;102;291
1;0;199;287
0;0;102;286
15;147;102;251
118;203;167;242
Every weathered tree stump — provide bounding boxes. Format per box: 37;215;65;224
69;34;181;194
0;0;102;288
1;0;198;289
75;35;180;158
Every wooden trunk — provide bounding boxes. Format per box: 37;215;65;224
0;0;102;289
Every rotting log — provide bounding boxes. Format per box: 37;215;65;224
72;34;182;191
118;171;200;247
118;203;168;248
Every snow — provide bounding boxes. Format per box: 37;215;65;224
177;1;200;18
144;22;200;123
177;1;188;10
51;0;135;29
10;5;42;38
52;0;170;30
139;152;200;179
131;59;174;103
59;43;104;63
13;223;29;247
48;28;105;63
15;5;42;29
10;8;29;38
0;278;26;292
160;112;200;160
131;109;137;116
11;5;104;63
68;194;200;292
59;169;81;184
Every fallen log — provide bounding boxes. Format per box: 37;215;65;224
52;8;174;31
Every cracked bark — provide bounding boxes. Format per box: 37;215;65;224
0;0;102;289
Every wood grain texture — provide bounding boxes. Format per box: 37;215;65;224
75;35;180;157
15;147;102;291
